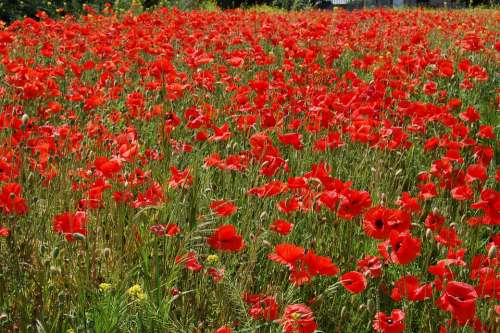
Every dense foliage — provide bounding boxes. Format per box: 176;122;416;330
0;6;498;333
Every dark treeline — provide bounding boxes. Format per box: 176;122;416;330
0;0;495;23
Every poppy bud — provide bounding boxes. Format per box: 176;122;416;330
51;247;60;259
39;243;48;255
21;114;29;124
50;266;61;275
425;228;433;240
367;299;375;313
73;233;86;241
340;306;347;320
487;307;495;320
102;247;111;258
432;207;439;214
449;223;457;229
171;287;180;297
0;313;7;321
358;304;367;312
488;245;497;259
259;211;268;221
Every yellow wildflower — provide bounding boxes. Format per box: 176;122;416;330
99;283;112;292
207;254;219;265
127;284;147;301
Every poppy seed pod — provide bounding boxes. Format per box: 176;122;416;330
367;299;375;313
488;245;497;259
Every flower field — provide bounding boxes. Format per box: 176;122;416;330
0;6;498;333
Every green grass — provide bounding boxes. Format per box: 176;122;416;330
0;7;498;333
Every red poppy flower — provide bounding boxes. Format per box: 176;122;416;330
0;226;10;237
94;156;122;178
373;309;405;333
167;167;192;189
390;275;433;302
437;281;478;323
418;182;438;200
227;56;244;68
379;231;421;265
465;164;488;183
248;181;288;198
213;326;232;333
175;251;203;272
53;211;87;241
339;271;367;294
395;192;421;213
450;185;473;201
357;255;383;278
459;106;480;122
424;212;445;231
470;189;500;225
435;227;462;249
210;200;238;217
0;183;28;215
268;243;305;269
337;189;372;220
247;295;279;321
149;224;180;237
281;304;318;333
278;133;303;150
363;206;409;240
363;206;392;239
277;197;301;214
304;251;340;277
477;125;495;139
207;224;245;252
207;267;225;283
270;219;294;235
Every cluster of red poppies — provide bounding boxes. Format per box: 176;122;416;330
0;6;498;333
